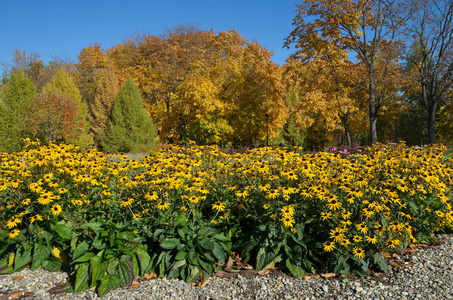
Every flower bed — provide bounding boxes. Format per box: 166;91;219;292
1;140;452;296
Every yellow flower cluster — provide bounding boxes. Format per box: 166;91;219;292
0;140;452;263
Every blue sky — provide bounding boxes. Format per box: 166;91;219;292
1;0;298;72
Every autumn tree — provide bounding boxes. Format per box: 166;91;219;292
105;27;287;147
36;68;93;148
102;78;157;153
0;69;36;152
404;0;453;144
88;65;121;147
285;0;406;144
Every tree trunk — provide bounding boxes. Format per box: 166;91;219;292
341;115;352;146
369;91;378;144
427;104;436;144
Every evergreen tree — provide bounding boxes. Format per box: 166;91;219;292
0;69;36;152
102;78;157;153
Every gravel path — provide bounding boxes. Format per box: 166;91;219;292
1;234;452;300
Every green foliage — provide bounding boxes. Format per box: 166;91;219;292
102;78;157;153
0;69;37;152
151;222;231;282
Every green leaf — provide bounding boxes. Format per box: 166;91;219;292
90;256;103;284
167;267;180;278
177;228;188;239
373;253;388;273
0;265;14;274
14;247;32;271
31;243;51;271
51;224;73;240
72;242;89;260
72;252;96;263
255;247;275;271
171;259;187;271
117;256;133;286
199;239;214;251
74;262;90;292
197;257;213;275
42;257;63;272
186;265;201;283
153;229;165;241
212;234;230;242
175;250;187;261
81;223;102;234
212;242;226;263
97;274;121;297
160;238;181;250
188;250;198;264
107;258;119;274
286;259;306;277
198;226;217;237
134;245;151;275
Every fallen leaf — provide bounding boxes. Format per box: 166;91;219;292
128;281;141;289
199;279;211;288
257;269;270;276
389;262;404;268
10;291;23;299
225;257;235;269
303;275;321;280
321;273;336;279
144;272;157;279
11;276;24;280
212;271;227;278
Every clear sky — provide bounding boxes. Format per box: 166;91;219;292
0;0;299;72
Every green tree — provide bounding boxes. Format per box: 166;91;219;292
102;78;157;153
0;69;36;152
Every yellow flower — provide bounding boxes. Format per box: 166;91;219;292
120;198;134;207
6;218;21;228
366;235;378;244
323;241;335;252
37;191;54;205
353;235;362;243
210;219;217;225
51;204;62;215
22;198;31;205
281;217;295;227
188;196;200;203
145;192;158;201
327;199;342;210
9;229;20;239
263;203;271;209
320;211;332;220
290;227;297;234
156;201;170;210
356;223;368;234
258;184;270;192
235;190;249;198
266;189;280;199
71;199;83;206
352;247;365;259
281;205;295;218
330;229;345;243
212;201;226;211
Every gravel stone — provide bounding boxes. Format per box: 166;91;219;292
0;234;452;299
